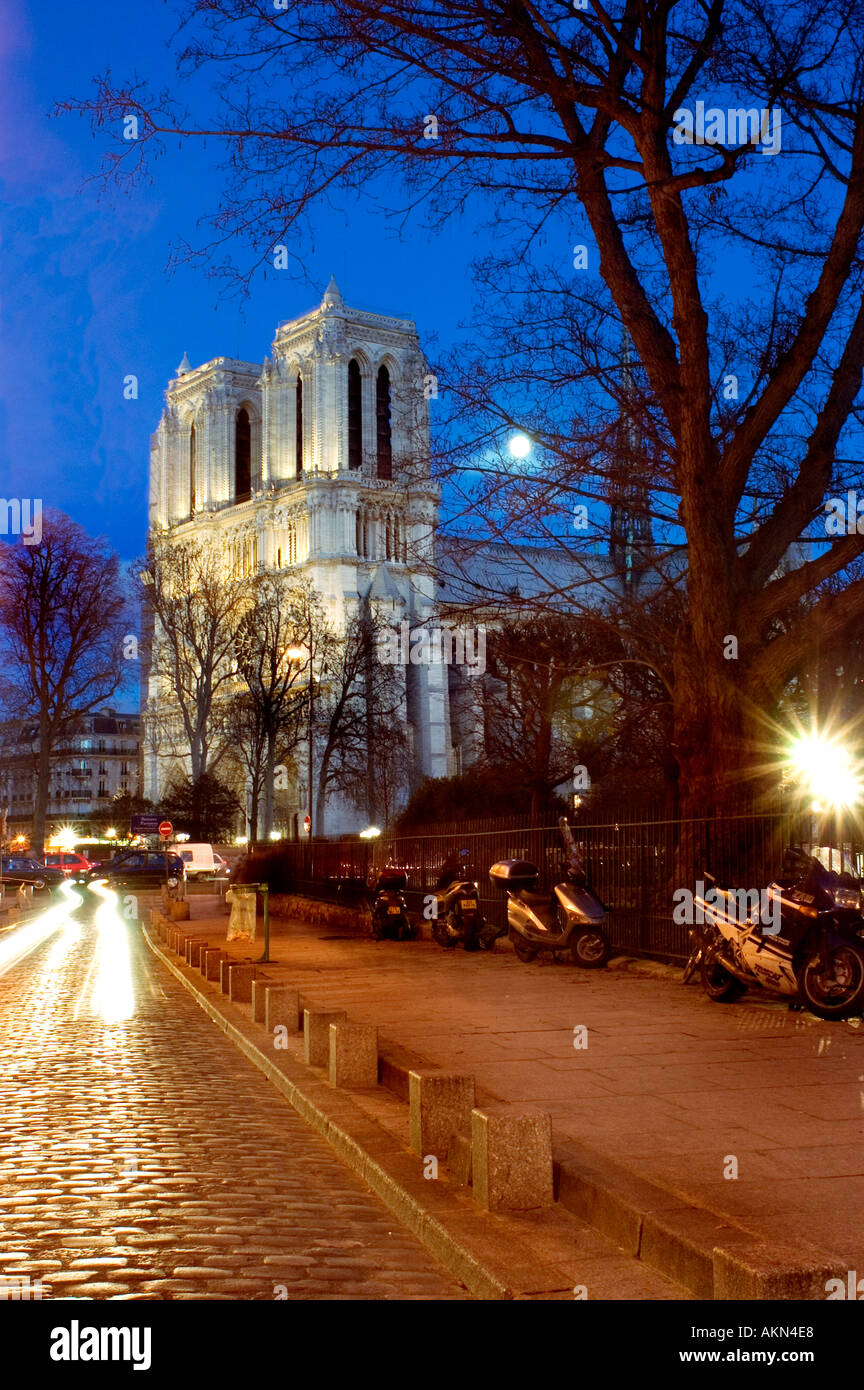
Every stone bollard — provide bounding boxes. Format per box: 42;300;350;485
329;1022;378;1089
188;940;208;968
219;958;233;994
251;977;270;1024
204;948;226;982
168;900;190;922
303;1009;347;1067
471;1103;554;1211
266;987;300;1035
409;1069;475;1158
228;962;256;1003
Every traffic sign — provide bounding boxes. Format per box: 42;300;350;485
158;820;173;839
303;815;311;834
131;813;162;835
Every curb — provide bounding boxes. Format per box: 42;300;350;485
144;917;846;1300
141;920;574;1301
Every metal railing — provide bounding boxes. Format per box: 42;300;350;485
239;809;863;963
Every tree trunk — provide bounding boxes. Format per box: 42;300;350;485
263;733;276;839
32;716;52;854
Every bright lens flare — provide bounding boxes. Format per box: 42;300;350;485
789;734;862;808
87;880;135;1023
0;879;83;976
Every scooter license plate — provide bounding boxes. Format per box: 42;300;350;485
462;899;477;910
387;905;401;914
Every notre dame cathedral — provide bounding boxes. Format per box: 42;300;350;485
142;279;453;834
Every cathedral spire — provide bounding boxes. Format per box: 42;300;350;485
176;351;192;376
321;275;343;309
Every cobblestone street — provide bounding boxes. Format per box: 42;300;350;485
0;906;469;1300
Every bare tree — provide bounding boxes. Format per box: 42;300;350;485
0;512;127;851
65;1;864;815
234;573;310;838
318;610;411;829
138;535;248;785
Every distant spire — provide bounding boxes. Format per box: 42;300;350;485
322;275;343;308
176;351;192;376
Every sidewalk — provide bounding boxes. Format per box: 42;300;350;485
152;895;864;1295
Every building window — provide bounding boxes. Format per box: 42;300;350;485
235;408;252;501
348;359;362;470
296;376;303;476
376;365;392;479
190;421;196;515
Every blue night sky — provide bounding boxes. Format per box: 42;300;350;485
0;0;476;568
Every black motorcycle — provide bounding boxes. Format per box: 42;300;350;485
432;850;500;951
369;869;414;941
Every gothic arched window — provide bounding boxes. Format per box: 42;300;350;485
189;422;196;516
235;408;251;501
376;365;392;479
296;375;303;476
348;359;362;470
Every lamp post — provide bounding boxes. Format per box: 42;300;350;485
287;638;315;843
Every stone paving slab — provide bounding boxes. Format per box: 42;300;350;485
172;897;864;1276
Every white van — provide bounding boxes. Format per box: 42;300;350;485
172;843;221;880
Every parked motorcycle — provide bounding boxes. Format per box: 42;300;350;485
432;850;499;951
489;819;611;968
369;869;414;941
691;848;864;1020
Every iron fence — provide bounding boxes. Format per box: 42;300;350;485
244;809;864;963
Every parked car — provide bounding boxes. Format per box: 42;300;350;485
43;851;93;879
0;856;66;893
86;850;186;889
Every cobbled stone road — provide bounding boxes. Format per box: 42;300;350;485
0;904;469;1300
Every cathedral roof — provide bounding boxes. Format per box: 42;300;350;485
364;565;406;605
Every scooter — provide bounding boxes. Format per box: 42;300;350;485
489;819;611;967
691;847;864;1020
369;869;414;941
432;850;499;951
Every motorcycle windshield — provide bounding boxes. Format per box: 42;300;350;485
556;883;604;923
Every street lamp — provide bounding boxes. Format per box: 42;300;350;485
788;733;861;810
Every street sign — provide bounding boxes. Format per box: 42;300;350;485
131;813;162;836
158;820;173;840
303;815;311;834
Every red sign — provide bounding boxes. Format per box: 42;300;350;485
158;821;173;839
303;815;311;834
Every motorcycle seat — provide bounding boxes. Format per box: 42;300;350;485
516;888;555;911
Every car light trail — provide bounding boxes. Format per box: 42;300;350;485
0;879;83;977
87;879;135;1023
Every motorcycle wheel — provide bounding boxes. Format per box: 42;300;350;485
477;924;497;951
700;954;746;1002
799;943;864;1020
682;937;703;984
570;928;611;969
398;919;415;941
511;932;539;963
